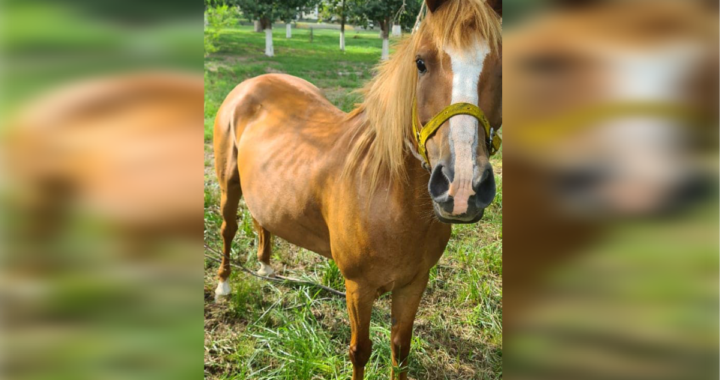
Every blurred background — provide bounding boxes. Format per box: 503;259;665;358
2;1;203;380
2;0;718;379
502;0;718;379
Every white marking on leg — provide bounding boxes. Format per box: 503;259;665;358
445;39;491;215
257;262;275;277
215;279;231;298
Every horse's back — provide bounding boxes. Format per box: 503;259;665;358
216;73;342;136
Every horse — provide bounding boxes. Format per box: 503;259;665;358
6;72;204;255
502;0;718;329
212;0;502;378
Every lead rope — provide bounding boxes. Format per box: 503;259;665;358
205;244;346;298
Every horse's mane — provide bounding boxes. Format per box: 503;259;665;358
343;0;501;191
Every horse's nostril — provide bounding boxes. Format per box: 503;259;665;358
472;166;496;207
429;164;451;201
473;167;493;192
555;167;606;195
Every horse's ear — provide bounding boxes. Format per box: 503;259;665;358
425;0;449;13
486;0;502;17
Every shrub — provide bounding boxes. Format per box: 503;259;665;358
204;5;238;56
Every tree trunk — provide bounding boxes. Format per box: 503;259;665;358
381;20;390;61
382;37;389;60
254;20;262;32
260;17;273;57
286;23;292;38
265;28;274;56
340;0;346;51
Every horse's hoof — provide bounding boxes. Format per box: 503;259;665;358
257;262;275;277
214;280;231;302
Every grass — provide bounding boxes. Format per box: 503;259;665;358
204;25;502;379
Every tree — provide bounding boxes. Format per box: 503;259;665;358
352;0;421;60
278;0;321;39
235;0;281;56
237;0;320;56
322;0;358;51
204;4;239;57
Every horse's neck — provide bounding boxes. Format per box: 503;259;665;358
394;151;436;218
340;111;435;221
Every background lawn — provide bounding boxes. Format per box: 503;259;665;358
204;25;503;380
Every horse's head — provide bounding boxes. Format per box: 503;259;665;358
503;0;717;218
413;0;502;223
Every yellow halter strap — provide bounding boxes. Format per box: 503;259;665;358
512;102;700;148
412;99;501;167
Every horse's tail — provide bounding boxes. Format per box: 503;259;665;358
213;92;243;198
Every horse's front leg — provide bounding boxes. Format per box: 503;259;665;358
390;272;430;380
345;279;376;380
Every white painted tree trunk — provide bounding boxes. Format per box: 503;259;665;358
339;30;345;51
381;37;389;61
204;12;208;27
265;28;274;57
254;20;262;32
392;24;401;36
286;23;292;38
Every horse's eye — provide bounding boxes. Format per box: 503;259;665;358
416;59;427;74
521;53;575;75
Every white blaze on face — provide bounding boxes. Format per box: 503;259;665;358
592;44;703;211
609;44;702;102
445;39;491;215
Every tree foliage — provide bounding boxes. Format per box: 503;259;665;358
204;4;239;56
320;0;355;24
350;0;422;35
235;0;320;26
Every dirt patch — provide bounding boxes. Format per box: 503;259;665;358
206;55;252;73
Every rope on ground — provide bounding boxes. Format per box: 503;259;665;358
204;244;346;298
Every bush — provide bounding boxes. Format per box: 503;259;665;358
204;5;238;56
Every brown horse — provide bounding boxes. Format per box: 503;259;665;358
213;0;501;378
502;0;718;325
6;72;204;252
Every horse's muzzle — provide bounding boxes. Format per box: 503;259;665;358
428;163;496;224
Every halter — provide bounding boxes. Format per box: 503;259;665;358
511;102;699;148
411;99;501;168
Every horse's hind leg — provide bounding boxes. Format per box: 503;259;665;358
252;218;274;277
215;180;241;300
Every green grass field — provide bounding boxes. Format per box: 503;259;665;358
204;25;502;379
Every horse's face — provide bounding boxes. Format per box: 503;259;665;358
414;1;502;224
504;0;716;217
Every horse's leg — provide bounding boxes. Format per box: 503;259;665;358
252;217;274;276
390;273;429;380
215;182;241;300
345;280;375;380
